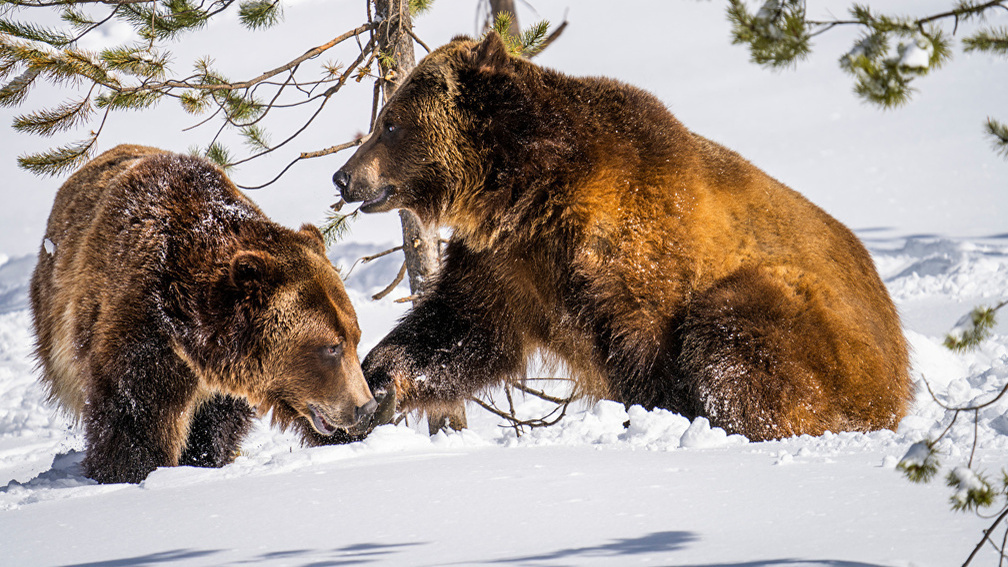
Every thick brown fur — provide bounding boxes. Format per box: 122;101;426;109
334;33;912;441
31;145;376;483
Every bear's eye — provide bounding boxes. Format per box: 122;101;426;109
322;343;344;358
385;123;397;134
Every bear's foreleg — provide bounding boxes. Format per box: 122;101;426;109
178;394;255;467
82;344;200;484
363;244;531;416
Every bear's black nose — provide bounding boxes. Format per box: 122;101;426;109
332;170;350;191
355;398;378;424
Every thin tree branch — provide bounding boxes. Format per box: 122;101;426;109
372;261;407;301
964;505;1008;567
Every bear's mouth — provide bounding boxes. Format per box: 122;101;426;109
360;185;395;213
307;403;341;436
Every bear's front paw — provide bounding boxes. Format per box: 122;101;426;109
361;359;398;425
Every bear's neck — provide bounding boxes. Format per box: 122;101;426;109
453;64;693;254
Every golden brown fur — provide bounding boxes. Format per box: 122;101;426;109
334;33;912;440
31;145;375;483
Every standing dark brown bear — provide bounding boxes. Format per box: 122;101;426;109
31;145;376;484
333;33;912;441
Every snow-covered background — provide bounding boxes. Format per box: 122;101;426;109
1;1;1007;565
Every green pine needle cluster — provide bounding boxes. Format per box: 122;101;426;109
837;13;951;109
241;124;271;152
944;303;1003;352
963;26;1008;55
896;441;941;483
986;117;1008;159
17;136;96;176
321;208;359;246
204;142;233;171
946;466;998;512
238;1;284;31
12;97;92;136
409;0;434;17
727;0;812;69
490;13;551;58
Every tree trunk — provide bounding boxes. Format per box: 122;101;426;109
373;0;467;434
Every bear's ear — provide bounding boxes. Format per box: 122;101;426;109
469;31;513;72
299;224;326;254
230;250;280;297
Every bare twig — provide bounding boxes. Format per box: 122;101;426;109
407;26;431;54
342;244;403;279
372;261;407;301
963;505;1008;567
470;380;579;437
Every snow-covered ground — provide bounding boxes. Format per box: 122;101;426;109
1;0;1006;565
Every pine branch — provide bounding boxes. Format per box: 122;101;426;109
372;261;407;301
0;66;41;107
320;208;359;245
239;123;270;151
12;96;92;136
203;141;232;170
18;134;97;175
100;45;169;79
985;117;1008;159
728;0;813;69
408;0;433;16
519;20;550;57
238;0;283;30
944;301;1006;351
0;17;74;47
964;26;1008;55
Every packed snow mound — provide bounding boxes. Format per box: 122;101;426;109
876;237;1008;303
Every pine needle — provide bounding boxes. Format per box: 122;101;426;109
321;209;358;245
204;142;233;171
12;97;93;136
985;117;1008;159
963;26;1008;56
240;124;271;151
0;66;41;107
238;1;284;31
18;136;96;176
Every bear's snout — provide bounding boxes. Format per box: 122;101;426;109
332;160;397;213
308;398;378;436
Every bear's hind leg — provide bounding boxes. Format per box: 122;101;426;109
179;394;256;467
678;266;846;441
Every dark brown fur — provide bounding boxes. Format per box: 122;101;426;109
334;33;912;441
31;145;375;483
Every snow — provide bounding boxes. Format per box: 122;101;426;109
900;38;934;69
0;0;1007;565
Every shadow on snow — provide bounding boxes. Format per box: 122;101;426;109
59;542;426;567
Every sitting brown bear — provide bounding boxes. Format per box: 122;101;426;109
333;33;912;441
31;145;376;483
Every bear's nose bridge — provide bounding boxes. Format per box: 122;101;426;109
341;350;373;406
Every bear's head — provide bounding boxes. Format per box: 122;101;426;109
333;32;545;246
226;224;376;436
